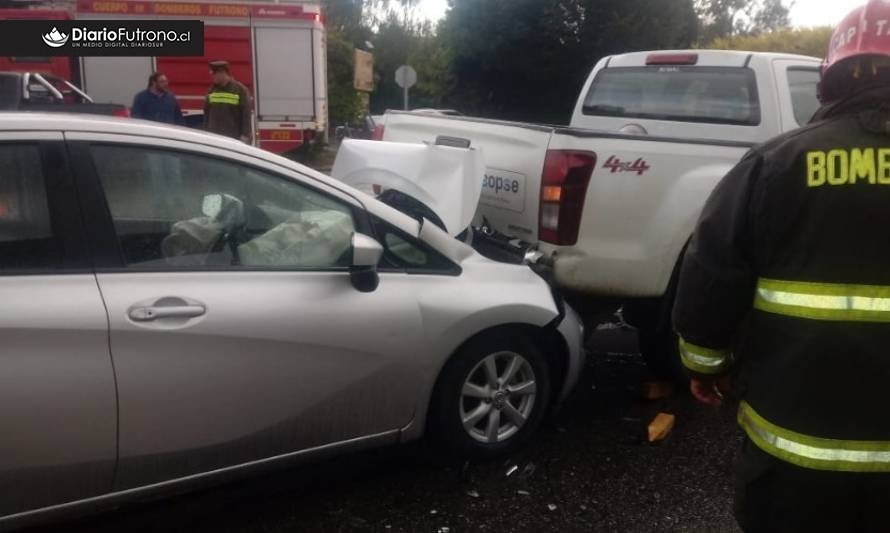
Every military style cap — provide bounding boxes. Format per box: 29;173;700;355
209;60;230;72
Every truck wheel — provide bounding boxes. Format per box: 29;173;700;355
429;330;552;459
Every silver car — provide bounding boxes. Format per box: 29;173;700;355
0;114;584;528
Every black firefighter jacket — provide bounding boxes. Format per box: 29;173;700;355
673;85;890;473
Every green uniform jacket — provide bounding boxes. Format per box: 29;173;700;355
203;79;252;141
673;86;890;473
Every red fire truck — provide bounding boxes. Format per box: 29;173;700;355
0;0;328;154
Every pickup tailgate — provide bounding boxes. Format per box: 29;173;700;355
543;130;750;296
382;112;554;241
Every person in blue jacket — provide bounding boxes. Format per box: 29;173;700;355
131;72;184;126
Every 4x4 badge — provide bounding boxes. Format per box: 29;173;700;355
603;156;651;175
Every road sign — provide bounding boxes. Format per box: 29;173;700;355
395;65;417;89
395;65;417;110
354;49;374;92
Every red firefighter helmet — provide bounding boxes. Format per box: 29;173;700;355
820;0;890;103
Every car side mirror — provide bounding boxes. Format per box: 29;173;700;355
350;233;383;293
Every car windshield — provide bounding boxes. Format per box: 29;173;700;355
583;66;761;126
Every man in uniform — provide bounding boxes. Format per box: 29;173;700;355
673;1;890;531
203;60;252;143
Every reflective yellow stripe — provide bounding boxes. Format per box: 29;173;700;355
678;337;731;375
754;278;890;322
208;92;241;105
739;401;890;472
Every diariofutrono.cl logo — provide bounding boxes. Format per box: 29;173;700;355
42;27;69;48
43;26;193;49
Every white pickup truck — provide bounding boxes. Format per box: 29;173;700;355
377;49;823;374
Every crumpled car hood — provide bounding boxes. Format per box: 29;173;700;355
331;139;484;236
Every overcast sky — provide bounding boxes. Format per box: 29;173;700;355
415;0;864;29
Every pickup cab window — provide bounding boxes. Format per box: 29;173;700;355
787;68;821;126
583;67;761;126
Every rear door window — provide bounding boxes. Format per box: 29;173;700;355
583;67;761;126
0;143;69;272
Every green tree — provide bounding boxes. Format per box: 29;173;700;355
707;26;832;58
327;30;364;127
441;0;698;124
408;30;455;109
369;12;455;113
696;0;791;41
324;0;372;45
750;0;792;34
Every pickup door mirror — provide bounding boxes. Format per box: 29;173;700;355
350;233;383;293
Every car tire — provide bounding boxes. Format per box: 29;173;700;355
429;330;552;459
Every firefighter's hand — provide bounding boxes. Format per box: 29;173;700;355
690;376;732;407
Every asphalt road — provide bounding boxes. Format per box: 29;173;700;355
32;318;743;533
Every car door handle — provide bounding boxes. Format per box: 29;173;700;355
128;305;206;322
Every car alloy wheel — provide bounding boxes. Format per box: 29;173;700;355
459;351;537;444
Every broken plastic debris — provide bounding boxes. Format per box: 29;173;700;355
580;505;588;511
547;504;558;512
430;509;438;515
467;489;480;498
517;490;531;496
438;528;450;533
647;412;676;443
519;462;536;479
506;465;519;477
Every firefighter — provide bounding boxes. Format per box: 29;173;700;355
203;60;252;143
673;2;890;531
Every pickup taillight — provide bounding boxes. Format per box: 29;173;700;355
372;124;385;140
539;150;596;245
113;107;130;118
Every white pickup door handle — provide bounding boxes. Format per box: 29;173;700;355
129;305;206;322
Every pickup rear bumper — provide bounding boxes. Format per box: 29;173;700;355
469;225;585;401
535;242;673;298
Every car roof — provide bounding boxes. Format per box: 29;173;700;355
3;110;332;176
2;111;245;144
0;111;424;237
